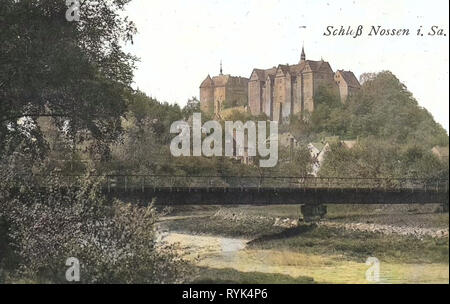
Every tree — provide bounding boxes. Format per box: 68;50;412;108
310;85;345;135
319;138;448;179
0;0;137;159
0;172;188;283
345;71;448;146
182;97;200;120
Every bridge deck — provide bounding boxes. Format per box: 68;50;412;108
105;186;448;206
23;175;449;206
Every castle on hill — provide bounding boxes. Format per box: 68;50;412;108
199;46;360;121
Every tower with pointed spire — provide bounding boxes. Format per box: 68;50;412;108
200;61;249;116
300;45;306;62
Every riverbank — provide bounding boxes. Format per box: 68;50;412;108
158;204;449;283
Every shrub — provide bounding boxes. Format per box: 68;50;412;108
0;172;188;283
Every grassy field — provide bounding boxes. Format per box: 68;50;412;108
191;267;314;284
248;225;449;264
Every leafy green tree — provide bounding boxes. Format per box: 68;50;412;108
345;71;448;146
0;0;137;159
182;97;200;120
126;91;183;144
319;138;448;179
0;172;188;283
277;146;312;177
310;85;344;134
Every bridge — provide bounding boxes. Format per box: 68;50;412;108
94;175;449;220
24;174;448;220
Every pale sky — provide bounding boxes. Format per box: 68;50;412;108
125;0;449;132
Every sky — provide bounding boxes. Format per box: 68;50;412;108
124;0;449;132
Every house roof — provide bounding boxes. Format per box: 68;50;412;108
432;146;449;158
324;136;340;143
309;142;325;152
337;70;360;88
342;140;357;149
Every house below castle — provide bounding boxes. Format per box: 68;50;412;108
200;46;360;121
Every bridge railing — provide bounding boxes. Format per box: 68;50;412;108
97;175;449;193
13;174;449;193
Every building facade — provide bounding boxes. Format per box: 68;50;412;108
199;65;249;116
334;70;361;103
200;47;360;121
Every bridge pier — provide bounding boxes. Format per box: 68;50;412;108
301;204;327;222
443;201;449;213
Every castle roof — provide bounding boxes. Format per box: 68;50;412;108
252;59;333;81
211;74;231;87
277;64;291;75
251;67;277;80
252;69;265;80
288;61;307;75
200;74;248;88
337;70;360;88
200;75;214;88
291;60;331;74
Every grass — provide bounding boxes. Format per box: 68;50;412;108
191;267;314;284
165;215;285;238
168;204;447;225
248;225;449;264
165;204;449;265
326;204;448;228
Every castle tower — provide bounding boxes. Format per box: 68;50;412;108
300;45;306;62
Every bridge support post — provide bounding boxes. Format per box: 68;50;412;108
443;201;449;213
301;204;327;222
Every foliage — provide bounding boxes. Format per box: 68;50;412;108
0;0;137;159
318;138;448;179
307;71;448;148
182;97;200;120
0;169;188;283
249;225;449;264
127;91;183;143
277;146;312;177
285;71;450;178
310;85;346;135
